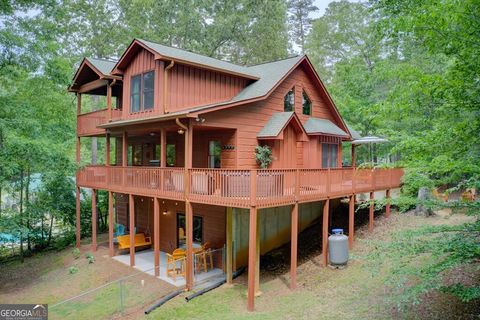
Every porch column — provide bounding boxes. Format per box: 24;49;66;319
154;198;160;277
322;199;330;267
351;144;356;168
348;195;355;250
91;189;97;252
290;202;298;289
186;119;193;168
226;207;233;284
108;191;114;257
185;200;194;290
76;137;81;164
160;128;166;167
105;133;110;166
122;131;128;166
76;187;81;248
76;92;82;115
386;189;391;218
247;206;257;312
129;194;135;266
369;191;374;232
106;82;112;121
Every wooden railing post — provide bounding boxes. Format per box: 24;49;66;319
294;169;300;202
326;168;331;195
250;169;257;207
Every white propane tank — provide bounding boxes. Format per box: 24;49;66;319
328;228;349;265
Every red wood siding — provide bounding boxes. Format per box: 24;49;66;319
168;64;248;113
200;65;343;169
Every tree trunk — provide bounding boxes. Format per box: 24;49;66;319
26;166;31;251
47;214;54;247
415;187;434;217
19;168;24;263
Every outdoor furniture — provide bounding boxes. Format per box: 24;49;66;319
166;248;186;281
117;233;151;251
194;242;214;273
113;223;125;244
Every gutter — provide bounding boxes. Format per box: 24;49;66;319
164;60;175;114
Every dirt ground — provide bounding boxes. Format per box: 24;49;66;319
147;207;479;320
0;234;175;319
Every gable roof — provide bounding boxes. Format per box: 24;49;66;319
304;117;349;138
346;123;362;140
112;39;259;80
87;57;116;75
257;112;307;140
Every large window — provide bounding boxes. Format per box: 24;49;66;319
302;90;312;115
284;89;295;112
130;71;154;112
322;143;338;168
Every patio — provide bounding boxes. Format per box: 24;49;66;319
113;249;225;287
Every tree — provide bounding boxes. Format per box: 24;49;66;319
287;0;318;53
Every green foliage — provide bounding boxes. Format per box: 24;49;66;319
72;248;80;259
85;252;95;264
364;206;480;308
68;266;79;274
255;145;274;169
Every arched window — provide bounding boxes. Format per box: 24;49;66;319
302;90;312;115
284;89;294;112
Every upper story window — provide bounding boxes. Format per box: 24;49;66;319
284;89;294;112
302;90;312;115
130;71;154;113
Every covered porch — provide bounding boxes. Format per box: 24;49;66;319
112;249;225;287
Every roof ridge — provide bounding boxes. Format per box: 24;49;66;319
138;38;247;68
87;57;117;63
246;55;303;67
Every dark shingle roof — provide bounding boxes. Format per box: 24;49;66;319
257;112;295;138
86;57;116;75
304;117;349;137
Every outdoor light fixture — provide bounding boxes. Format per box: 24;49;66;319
162;210;168;215
177;128;185;134
195;117;206;123
149;132;155;136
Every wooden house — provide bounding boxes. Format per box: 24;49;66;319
70;39;403;311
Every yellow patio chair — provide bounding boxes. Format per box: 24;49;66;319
166;248;186;281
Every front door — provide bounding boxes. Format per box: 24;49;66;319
208;140;221;168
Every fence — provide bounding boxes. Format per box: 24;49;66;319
49;248;226;319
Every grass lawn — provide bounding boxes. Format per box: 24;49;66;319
0;210;477;319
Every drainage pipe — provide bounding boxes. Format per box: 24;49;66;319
185;267;246;302
144;289;184;314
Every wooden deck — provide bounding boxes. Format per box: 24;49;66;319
77;166;403;208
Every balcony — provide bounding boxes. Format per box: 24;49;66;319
77;109;123;136
76;166;403;209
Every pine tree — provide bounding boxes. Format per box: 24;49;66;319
287;0;318;53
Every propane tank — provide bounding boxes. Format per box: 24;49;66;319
328;228;349;265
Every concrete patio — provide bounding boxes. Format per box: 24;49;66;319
113;249;224;287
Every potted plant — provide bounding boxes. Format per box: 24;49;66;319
254;145;283;197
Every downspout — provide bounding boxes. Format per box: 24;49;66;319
164;60;175;114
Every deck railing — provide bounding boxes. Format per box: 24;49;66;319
77;108;122;136
77;166;404;208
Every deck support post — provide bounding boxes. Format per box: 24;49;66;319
106;82;112;121
226;207;233;284
185;200;194;290
76;187;81;248
154;197;160;277
348;195;355;250
255;211;261;296
351;144;356;168
386;189;391;218
247;206;257;312
322;199;330;267
290;202;298;289
369;191;374;232
129;194;135;267
108;191;114;257
91;189;97;252
105;133;110;167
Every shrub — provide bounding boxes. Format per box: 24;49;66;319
68;266;79;274
255;145;273;169
72;248;80;259
85;252;95;264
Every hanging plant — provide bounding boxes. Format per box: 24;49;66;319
255;145;274;169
